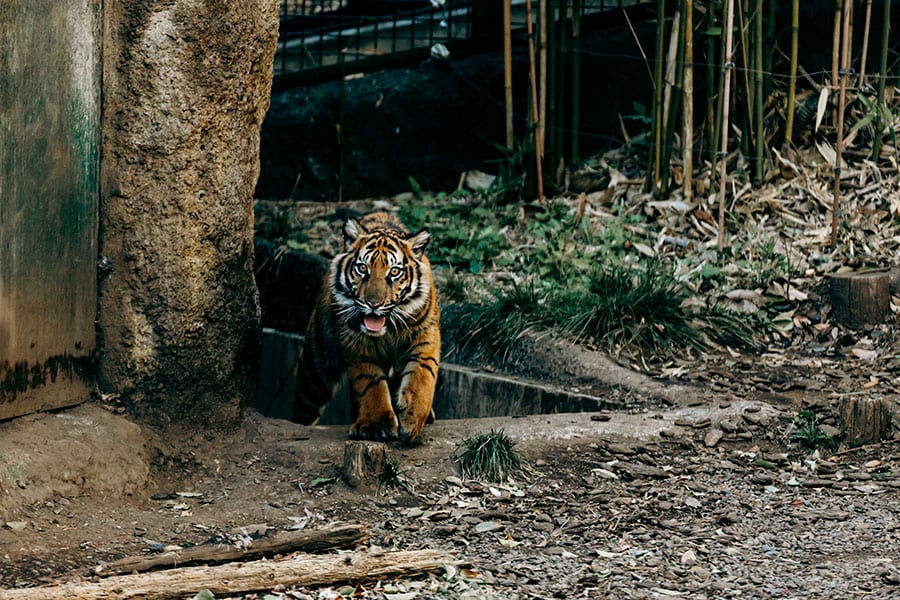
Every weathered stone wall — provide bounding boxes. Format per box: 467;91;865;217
99;0;280;429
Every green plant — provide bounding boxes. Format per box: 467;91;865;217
452;429;526;483
790;409;838;451
435;267;469;303
486;137;532;203
447;281;547;363
253;204;293;242
396;196;515;274
720;220;801;290
695;304;763;350
378;456;414;495
555;261;702;351
447;257;759;365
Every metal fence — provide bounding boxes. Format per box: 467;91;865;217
275;0;650;83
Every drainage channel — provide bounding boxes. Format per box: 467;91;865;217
256;328;626;425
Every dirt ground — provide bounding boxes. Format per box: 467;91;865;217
1;341;898;599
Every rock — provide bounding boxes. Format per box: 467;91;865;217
603;442;639;455
801;479;834;488
718;420;739;433
819;424;841;439
705;429;724;447
612;461;670;479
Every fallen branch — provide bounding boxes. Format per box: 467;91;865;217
3;548;452;600
93;522;370;577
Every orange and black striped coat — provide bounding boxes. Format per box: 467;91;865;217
293;212;440;443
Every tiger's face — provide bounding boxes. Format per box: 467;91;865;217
331;216;431;337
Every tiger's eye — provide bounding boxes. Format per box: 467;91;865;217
389;266;403;278
355;262;368;275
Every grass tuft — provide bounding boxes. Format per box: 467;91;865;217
789;409;837;451
446;261;759;365
452;429;527;482
378;456;414;496
555;261;701;350
446;282;547;363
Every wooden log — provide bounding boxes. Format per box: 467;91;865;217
829;271;891;327
342;441;386;487
93;522;370;577
840;396;893;447
1;548;452;600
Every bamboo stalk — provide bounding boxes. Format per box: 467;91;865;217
832;0;852;248
648;0;667;193
570;0;582;163
832;0;841;115
624;9;655;84
504;0;514;150
547;0;558;178
859;0;873;88
555;1;568;170
705;0;717;167
683;0;694;204
763;0;776;98
753;0;764;183
717;0;736;251
784;0;799;145
872;0;891;160
338;58;346;203
661;7;683;197
711;0;727;187
736;0;754;155
539;0;547;159
525;0;544;200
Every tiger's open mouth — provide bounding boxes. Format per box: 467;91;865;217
363;314;387;333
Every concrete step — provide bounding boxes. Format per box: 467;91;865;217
257;328;625;425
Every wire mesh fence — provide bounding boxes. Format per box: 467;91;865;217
274;1;651;82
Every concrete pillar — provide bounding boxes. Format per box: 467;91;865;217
99;0;280;429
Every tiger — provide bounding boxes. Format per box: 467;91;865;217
292;211;441;443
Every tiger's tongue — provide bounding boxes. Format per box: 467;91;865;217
364;315;386;332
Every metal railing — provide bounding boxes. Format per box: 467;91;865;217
274;1;650;84
276;1;472;78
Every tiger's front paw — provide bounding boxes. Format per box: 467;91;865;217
349;412;398;441
397;406;430;445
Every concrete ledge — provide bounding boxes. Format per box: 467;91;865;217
257;328;628;424
433;363;625;419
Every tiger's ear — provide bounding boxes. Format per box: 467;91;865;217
407;229;430;255
343;217;364;248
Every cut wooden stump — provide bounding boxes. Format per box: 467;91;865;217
890;268;900;295
840;396;894;447
93;522;370;577
2;548;452;600
829;271;891;328
343;440;387;487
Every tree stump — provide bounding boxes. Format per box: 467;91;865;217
342;441;386;487
890;268;900;295
829;271;891;328
839;396;893;447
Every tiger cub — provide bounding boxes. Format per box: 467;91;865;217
293;211;441;443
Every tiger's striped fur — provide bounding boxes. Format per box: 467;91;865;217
293;212;440;443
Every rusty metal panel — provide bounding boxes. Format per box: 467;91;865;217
0;1;101;419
